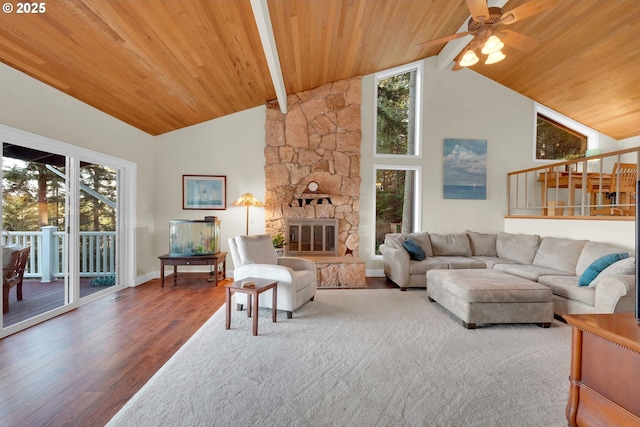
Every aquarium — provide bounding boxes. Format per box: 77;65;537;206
169;218;220;256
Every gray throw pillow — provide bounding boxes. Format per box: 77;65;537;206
406;232;432;257
465;230;497;257
496;232;540;265
576;241;628;276
533;237;587;274
429;233;472;256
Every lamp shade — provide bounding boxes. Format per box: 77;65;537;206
485;50;506;65
231;193;264;207
481;35;504;55
459;49;479;67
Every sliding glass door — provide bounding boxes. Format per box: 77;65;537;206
1;125;134;336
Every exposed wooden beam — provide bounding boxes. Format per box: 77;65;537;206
250;0;288;114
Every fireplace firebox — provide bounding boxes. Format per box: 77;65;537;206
285;218;339;256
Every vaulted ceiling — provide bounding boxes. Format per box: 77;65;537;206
0;0;638;139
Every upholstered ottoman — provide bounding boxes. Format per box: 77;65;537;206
427;270;553;329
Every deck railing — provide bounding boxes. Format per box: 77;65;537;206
507;147;640;218
2;227;116;282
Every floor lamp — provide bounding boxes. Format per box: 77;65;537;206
231;192;264;235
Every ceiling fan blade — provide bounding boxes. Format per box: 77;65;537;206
416;31;470;49
498;29;540;52
466;0;490;24
499;0;563;25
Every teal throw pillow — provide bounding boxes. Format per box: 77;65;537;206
578;252;629;287
402;237;426;261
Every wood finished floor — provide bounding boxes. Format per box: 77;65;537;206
0;274;396;427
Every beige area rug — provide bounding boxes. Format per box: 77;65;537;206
107;289;571;427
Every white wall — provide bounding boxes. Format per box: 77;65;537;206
0;63;159;279
154;107;267;271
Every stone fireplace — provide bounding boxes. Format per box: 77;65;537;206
263;76;365;287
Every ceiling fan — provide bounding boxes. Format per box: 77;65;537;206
416;0;562;70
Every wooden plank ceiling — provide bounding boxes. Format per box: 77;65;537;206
0;0;638;139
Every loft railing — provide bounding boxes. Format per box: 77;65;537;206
507;147;640;218
2;227;116;281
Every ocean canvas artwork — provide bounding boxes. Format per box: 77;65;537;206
443;138;487;200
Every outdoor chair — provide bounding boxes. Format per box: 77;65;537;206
3;246;31;313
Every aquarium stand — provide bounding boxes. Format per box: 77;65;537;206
158;252;227;287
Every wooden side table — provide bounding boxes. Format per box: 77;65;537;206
225;277;277;336
158;252;227;287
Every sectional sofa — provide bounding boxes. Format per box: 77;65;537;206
379;231;636;316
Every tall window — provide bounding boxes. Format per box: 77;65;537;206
373;61;422;255
375;64;421;156
374;167;420;254
535;104;597;161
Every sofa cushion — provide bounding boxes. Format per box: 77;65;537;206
538;275;595;306
236;234;278;265
465;231;497;256
429;233;472;256
406;232;433;257
576;241;628;276
578;252;629;287
431;256;485;269
409;258;449;275
402;238;426;261
493;263;573;282
496;232;540;265
471;256;519;269
533;237;587;274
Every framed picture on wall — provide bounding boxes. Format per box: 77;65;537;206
443;139;487;200
182;175;227;210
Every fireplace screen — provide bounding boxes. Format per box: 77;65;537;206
285;218;338;256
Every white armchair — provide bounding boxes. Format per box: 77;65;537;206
228;234;317;318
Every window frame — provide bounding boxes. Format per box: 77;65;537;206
371;164;422;259
534;104;599;162
374;60;423;159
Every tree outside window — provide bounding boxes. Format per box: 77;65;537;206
376;70;417;156
536;114;587;160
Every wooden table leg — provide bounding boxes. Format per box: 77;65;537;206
247;293;252;318
161;261;165;287
225;288;232;330
173;265;177;286
272;285;277;323
252;293;259;336
208;258;218;285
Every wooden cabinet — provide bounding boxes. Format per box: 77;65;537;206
563;313;640;426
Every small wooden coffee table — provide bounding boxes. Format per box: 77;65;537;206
225;277;278;336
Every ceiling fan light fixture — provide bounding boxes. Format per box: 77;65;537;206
485;49;506;65
459;49;480;67
481;35;504;55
